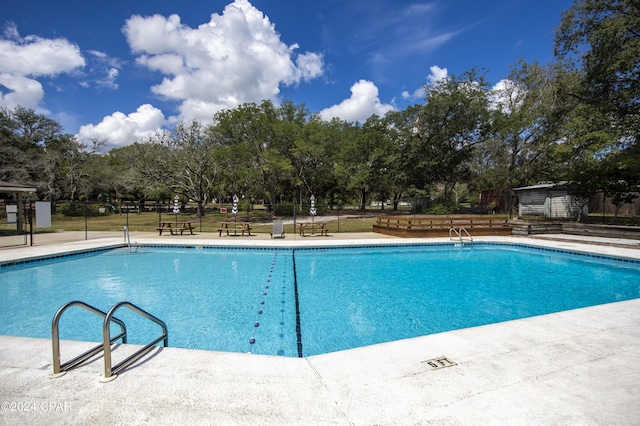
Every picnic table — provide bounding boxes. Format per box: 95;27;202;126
217;221;252;237
297;222;329;236
157;221;194;236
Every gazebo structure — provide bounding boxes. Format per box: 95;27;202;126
0;181;37;231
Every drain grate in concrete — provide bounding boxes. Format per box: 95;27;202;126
422;356;457;370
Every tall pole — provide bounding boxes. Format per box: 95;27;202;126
84;202;88;240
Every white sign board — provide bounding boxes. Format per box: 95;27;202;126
35;201;52;228
6;205;17;225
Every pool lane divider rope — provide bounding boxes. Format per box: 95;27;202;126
292;250;303;357
248;250;278;351
247;249;302;357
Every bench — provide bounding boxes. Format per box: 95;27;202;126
217;222;252;237
157;221;194;236
372;215;511;238
298;222;329;236
511;220;640;240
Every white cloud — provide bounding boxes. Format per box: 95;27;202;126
489;79;525;113
401;65;448;101
295;52;324;82
95;68;119;90
122;0;324;122
407;32;458;53
0;32;85;76
0;73;45;109
0;22;85;109
319;80;394;122
88;50;122;90
427;65;448;84
77;104;166;150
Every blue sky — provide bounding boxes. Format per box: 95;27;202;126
2;0;573;150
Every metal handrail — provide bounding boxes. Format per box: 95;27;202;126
50;301;127;378
449;227;473;244
124;225;131;252
459;227;474;243
101;301;168;382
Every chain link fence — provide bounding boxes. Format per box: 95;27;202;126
13;192;624;248
0;200;407;246
1;196;524;249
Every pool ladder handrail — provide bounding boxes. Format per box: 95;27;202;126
449;227;474;244
101;301;168;382
50;300;128;378
50;300;168;382
124;225;131;252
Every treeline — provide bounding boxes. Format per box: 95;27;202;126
1;0;638;216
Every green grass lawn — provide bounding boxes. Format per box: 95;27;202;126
29;212;379;234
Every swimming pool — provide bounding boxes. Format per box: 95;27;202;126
1;243;639;357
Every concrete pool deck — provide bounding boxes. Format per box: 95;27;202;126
1;231;639;425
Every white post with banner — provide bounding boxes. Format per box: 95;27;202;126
173;195;180;225
310;194;316;235
232;194;239;236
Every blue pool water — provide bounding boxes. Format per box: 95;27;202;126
0;243;639;357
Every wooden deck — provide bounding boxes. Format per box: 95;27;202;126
372;215;512;238
511;220;640;240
